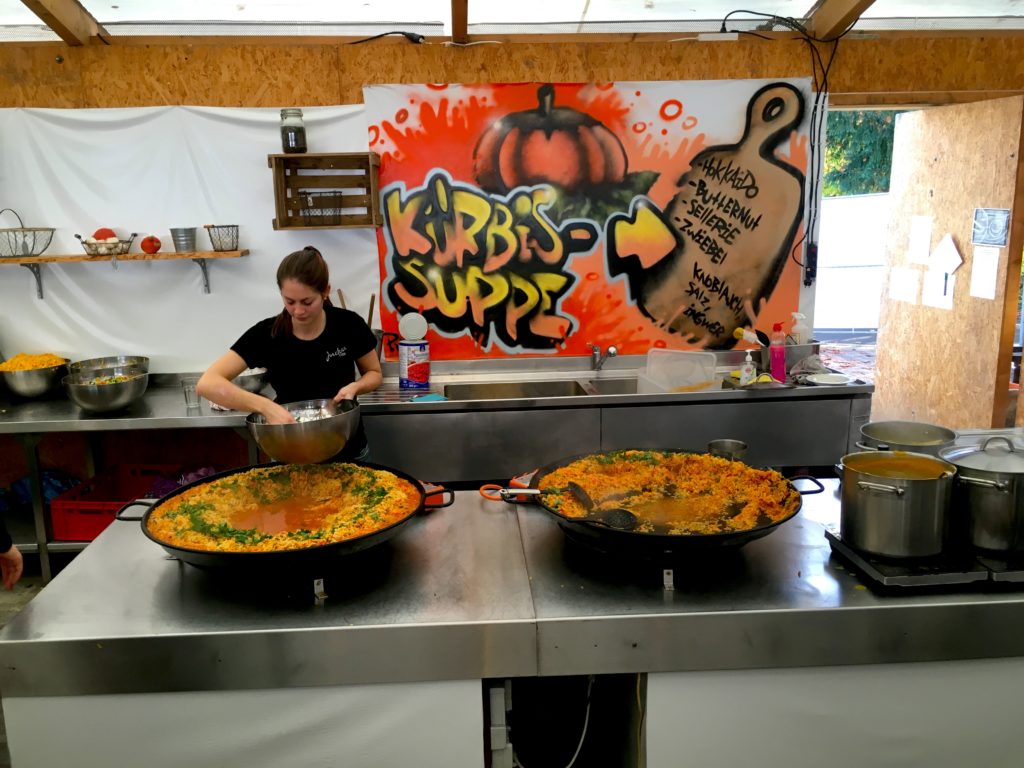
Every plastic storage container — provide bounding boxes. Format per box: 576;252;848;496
637;349;718;394
50;464;177;541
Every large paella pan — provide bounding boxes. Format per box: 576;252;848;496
483;448;822;555
119;461;452;570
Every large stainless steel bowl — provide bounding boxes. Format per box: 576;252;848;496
246;398;360;464
3;361;69;398
63;365;149;412
68;355;150;375
234;367;268;394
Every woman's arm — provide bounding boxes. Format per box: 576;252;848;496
197;350;293;423
335;350;383;401
0;545;23;591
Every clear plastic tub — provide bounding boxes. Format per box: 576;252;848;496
639;349;719;393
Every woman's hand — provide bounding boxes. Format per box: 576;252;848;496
262;401;297;425
0;545;24;590
334;383;362;401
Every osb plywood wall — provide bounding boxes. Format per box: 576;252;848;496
873;97;1024;430
0;36;1022;108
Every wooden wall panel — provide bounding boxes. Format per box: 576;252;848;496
0;35;1021;109
872;97;1024;429
0;45;86;107
79;44;340;107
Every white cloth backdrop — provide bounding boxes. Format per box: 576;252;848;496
0;105;379;373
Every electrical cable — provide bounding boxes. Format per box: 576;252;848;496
512;675;595;768
719;8;857;277
635;674;646;768
349;30;425;44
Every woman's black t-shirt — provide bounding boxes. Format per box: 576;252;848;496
231;306;377;458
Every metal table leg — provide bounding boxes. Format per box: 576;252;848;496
18;434;51;582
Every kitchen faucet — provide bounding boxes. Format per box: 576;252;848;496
590;343;618;371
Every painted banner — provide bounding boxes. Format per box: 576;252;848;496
363;79;814;359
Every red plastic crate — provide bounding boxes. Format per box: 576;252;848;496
50;464;179;541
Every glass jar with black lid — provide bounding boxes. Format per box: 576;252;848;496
280;108;307;154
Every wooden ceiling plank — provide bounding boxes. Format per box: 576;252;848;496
805;0;877;40
20;0;110;46
451;0;468;44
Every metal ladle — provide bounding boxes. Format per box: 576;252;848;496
480;483;640;531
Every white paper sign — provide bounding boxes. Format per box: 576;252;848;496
970;246;1001;300
931;233;964;274
889;266;920;304
908;215;932;265
921;269;955;310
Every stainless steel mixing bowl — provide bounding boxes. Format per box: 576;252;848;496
234;368;268;394
69;355;150;375
63;365;149;413
3;361;69;398
246;398;360;464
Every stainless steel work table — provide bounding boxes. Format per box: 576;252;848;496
4;481;1024;700
0;492;536;697
519;479;1024;675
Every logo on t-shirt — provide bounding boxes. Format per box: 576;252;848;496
325;347;348;363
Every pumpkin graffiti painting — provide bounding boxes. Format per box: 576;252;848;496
473;84;628;194
365;79;813;359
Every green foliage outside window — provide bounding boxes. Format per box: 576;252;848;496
823;110;904;197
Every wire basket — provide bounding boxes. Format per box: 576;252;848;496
300;192;344;226
203;224;239;251
75;232;137;256
0;208;55;258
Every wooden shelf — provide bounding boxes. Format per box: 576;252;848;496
0;249;248;264
0;249;249;298
268;152;381;230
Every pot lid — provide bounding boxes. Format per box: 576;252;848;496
940;436;1024;472
398;312;428;341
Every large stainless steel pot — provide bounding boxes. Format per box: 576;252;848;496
839;451;957;558
857;420;956;456
940;437;1024;553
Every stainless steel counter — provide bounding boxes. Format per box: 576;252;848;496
0;354;873;433
0;492;536;696
4;480;1024;698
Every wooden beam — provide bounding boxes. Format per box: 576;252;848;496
805;0;877;39
451;0;468;44
20;0;110;46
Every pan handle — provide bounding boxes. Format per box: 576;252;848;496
421;483;455;509
480;485;541;503
510;470;538;489
959;475;1011;492
789;475;825;495
857;481;905;496
115;499;155;521
855;441;890;451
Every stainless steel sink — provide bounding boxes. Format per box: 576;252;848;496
585;378;638;395
443;380;589;401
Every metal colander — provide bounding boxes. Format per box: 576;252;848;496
0;208;55;258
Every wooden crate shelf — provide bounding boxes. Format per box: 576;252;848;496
268;152;381;230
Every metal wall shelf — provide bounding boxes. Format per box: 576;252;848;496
0;249;250;298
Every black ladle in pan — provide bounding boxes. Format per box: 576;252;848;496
479;482;640;531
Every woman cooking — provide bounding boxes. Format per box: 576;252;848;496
197;246;381;460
